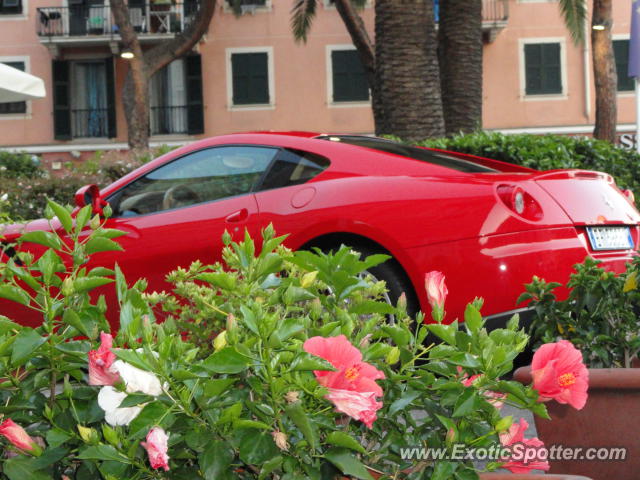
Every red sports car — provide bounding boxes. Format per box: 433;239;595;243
3;132;640;327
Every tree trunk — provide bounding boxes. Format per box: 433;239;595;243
109;0;216;151
374;0;444;141
591;0;617;143
438;0;483;136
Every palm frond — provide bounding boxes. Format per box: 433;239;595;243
558;0;587;46
290;0;318;43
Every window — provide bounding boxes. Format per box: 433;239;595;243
614;39;635;92
0;61;26;114
227;48;273;107
0;0;22;15
524;42;562;95
109;146;278;217
259;149;330;191
52;58;116;140
329;48;369;103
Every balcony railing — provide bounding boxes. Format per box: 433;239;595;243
72;108;109;138
482;0;509;24
150;105;188;135
37;2;196;39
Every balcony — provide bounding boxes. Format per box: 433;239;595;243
481;0;509;42
37;2;196;54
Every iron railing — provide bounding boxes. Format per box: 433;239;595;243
482;0;509;23
37;2;196;38
71;108;109;138
150;105;188;135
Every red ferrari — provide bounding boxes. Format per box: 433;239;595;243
3;132;640;327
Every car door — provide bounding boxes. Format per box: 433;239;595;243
92;145;279;295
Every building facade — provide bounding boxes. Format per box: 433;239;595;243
0;0;636;164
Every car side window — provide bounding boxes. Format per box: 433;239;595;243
108;146;278;217
258;149;330;191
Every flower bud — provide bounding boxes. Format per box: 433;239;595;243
284;391;300;404
213;331;227;352
271;431;289;452
90;214;101;230
77;425;98;444
445;427;457;445
301;271;318;289
359;334;372;349
385;346;400;365
61;277;74;296
226;314;237;332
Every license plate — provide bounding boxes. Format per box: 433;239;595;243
587;226;634;251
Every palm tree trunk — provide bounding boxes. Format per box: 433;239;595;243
438;0;483;135
374;0;445;141
591;0;617;143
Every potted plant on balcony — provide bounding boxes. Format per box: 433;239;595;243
515;257;640;479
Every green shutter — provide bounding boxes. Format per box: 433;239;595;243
332;50;369;102
186;54;204;134
525;43;562;95
231;52;269;105
104;57;117;138
614;40;635;92
52;60;72;140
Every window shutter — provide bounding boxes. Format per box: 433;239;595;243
614;40;634;92
105;57;117;138
524;43;561;95
186;54;204;135
332;50;369;102
52;60;71;140
231;52;269;105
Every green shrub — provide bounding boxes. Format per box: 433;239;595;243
0;151;44;179
416;131;640;196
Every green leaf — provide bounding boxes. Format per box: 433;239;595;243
259;456;283;480
202;378;236;397
77;444;131;463
233;419;272;430
0;285;31;306
19;231;62;250
324;448;373;480
63;309;97;339
349;300;396;315
45;428;72;448
11;328;47;367
113;349;153;371
48;200;73;234
431;461;458;480
201;347;252;374
325;432;365;454
76;205;92;231
200;440;233;480
427;322;457;346
464;303;482;333
452;388;478;417
238;430;279;465
73;276;114;294
290;352;336;372
85;237;124;255
127;402;170;439
388;389;421;415
118;393;155;408
285;401;318;450
196;272;237;291
3;457;51;480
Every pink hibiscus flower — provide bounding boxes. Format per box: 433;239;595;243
0;419;42;455
141;427;170;471
531;340;589;410
457;367;507;409
88;332;120;386
499;418;550;474
303;335;385;396
303;335;385;428
424;271;448;311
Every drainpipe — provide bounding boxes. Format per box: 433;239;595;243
583;14;591;121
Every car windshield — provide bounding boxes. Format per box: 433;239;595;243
315;135;497;173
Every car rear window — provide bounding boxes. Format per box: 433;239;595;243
258;149;330;190
316;135;496;173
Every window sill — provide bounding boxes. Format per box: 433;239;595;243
617;91;636;98
0;14;26;21
221;3;272;14
521;93;567;102
0;113;30;120
328;100;371;108
229;103;275;112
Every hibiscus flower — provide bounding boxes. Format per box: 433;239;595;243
88;332;120;386
499;418;550;474
531;340;589;410
142;427;170;471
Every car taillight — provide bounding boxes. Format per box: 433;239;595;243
623;189;635;205
496;184;543;221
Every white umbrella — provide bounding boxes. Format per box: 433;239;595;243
0;62;45;103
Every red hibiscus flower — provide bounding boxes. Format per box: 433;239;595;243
499;418;550;474
0;419;42;455
531;340;589;410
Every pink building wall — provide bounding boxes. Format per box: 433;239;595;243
0;0;637;155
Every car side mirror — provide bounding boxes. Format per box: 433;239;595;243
74;184;107;216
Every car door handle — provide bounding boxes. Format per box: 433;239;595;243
225;208;249;223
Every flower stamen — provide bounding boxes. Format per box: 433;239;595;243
557;372;576;388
